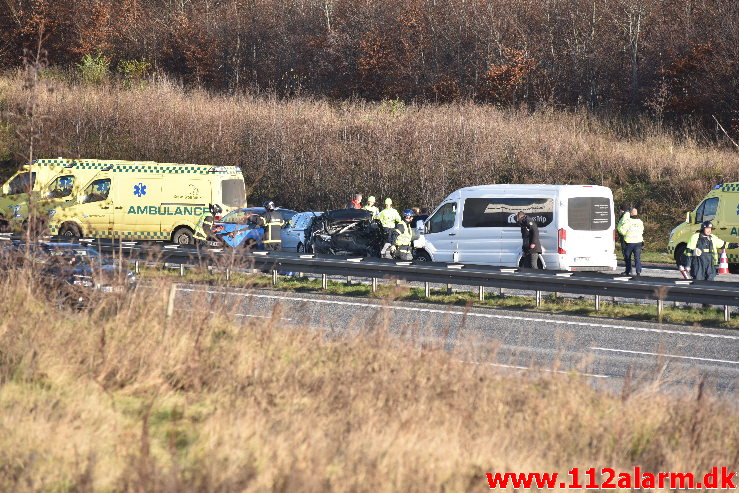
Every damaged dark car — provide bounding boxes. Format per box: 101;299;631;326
306;209;385;257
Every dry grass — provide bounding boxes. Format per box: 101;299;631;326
0;265;737;492
0;74;737;246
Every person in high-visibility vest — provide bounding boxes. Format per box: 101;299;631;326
683;220;738;281
377;198;401;236
617;207;644;276
363;196;379;218
381;209;414;260
258;200;284;251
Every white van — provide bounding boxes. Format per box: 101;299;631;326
414;184;617;271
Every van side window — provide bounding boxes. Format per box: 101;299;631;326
426;203;456;233
462;198;554;227
82;179;111;203
696;198;718;223
48;175;75;198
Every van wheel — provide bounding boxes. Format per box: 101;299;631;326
415;250;432;262
297;242;305;253
0;216;8;233
59;223;81;238
172;227;195;245
674;243;687;267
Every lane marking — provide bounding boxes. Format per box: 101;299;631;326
177;286;739;340
590;347;739;365
465;360;610;379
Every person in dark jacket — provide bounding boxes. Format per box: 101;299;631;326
346;193;362;209
683;220;738;280
516;211;542;269
258;200;284;251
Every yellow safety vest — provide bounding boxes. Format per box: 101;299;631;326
363;205;379;218
617;216;644;244
377;207;401;228
685;233;726;265
394;221;412;247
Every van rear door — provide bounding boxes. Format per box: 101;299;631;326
564;195;613;268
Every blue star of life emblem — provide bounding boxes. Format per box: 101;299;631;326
134;183;147;197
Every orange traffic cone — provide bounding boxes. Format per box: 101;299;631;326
718;248;730;275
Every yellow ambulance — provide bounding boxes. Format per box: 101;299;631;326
0;158;110;230
48;159;246;244
667;183;739;268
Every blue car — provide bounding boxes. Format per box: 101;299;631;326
209;207;297;248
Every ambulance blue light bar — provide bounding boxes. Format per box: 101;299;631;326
713;184;722;189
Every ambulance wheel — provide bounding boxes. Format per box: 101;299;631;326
59;223;81;238
296;242;305;253
0;216;8;233
172;227;195;245
674;243;687;268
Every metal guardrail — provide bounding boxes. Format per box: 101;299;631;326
4;234;739;321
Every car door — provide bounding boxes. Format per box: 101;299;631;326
422;202;458;262
281;212;306;251
456;198;502;265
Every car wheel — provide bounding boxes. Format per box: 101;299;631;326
297;242;305;253
674;243;687;267
59;223;82;238
415;250;432;262
172;227;195;245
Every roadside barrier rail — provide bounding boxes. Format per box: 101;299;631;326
4;234;739;322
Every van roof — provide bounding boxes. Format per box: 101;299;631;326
455;184;611;193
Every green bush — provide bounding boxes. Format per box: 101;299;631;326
77;53;110;85
118;58;152;88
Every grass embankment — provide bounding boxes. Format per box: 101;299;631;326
1;74;738;250
144;265;739;331
1;268;737;492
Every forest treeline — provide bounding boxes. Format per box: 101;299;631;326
0;0;737;135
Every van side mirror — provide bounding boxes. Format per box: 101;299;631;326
687;211;696;223
417;220;425;234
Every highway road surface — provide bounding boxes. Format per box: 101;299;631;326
175;285;739;396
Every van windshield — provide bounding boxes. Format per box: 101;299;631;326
568;197;611;231
7;172;36;195
222;180;245;207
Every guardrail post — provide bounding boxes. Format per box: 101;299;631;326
535;290;541;308
321;274;328;290
134;260;140;274
657;299;664;317
346;275;352;285
272;269;278;285
371;278;378;292
478;286;485;301
179;264;185;277
724;305;730;322
499;287;504;297
424;282;430;298
446;284;452;295
226;268;231;281
594;295;601;311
